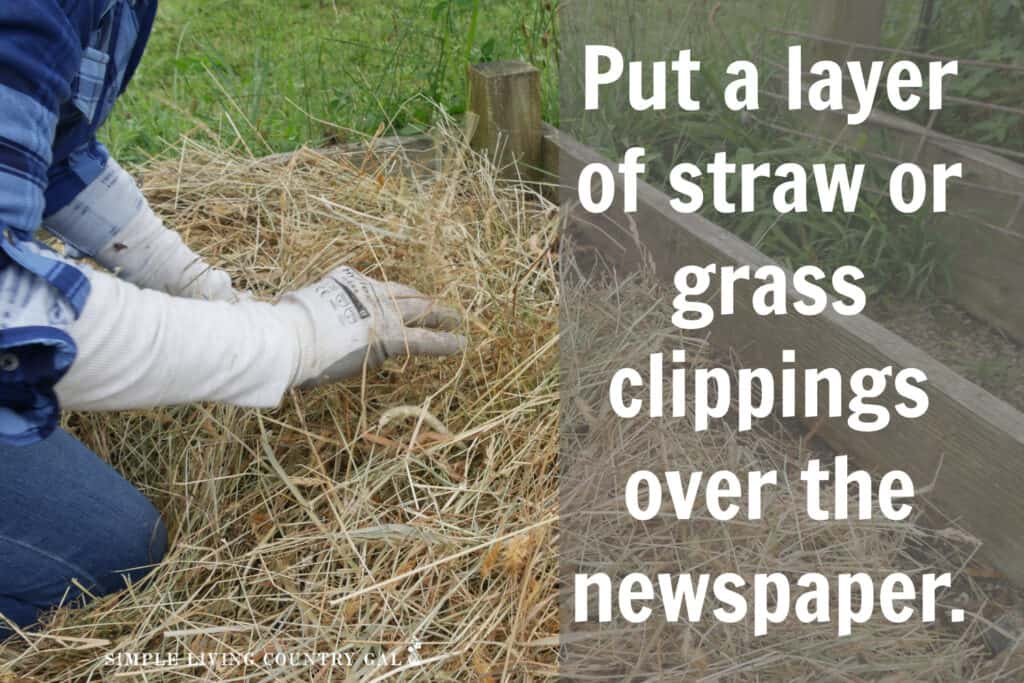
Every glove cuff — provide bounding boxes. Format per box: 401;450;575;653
57;267;301;411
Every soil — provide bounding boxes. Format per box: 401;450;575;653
869;298;1024;414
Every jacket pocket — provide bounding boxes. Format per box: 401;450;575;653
71;48;110;124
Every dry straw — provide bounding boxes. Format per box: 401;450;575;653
0;122;1007;681
558;266;1011;680
3;124;560;681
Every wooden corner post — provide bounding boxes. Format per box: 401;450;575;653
809;0;887;65
805;0;886;137
468;61;543;180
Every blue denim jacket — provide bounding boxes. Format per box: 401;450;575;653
0;0;155;444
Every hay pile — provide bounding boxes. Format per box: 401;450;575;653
2;128;560;681
0;126;1004;681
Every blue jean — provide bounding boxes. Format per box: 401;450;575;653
0;428;167;639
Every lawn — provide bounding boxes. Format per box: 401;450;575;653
102;0;559;165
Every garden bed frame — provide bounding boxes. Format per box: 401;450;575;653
313;59;1024;586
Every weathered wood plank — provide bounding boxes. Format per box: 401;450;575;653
545;123;1024;582
262;134;438;176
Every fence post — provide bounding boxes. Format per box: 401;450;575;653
468;61;543;180
805;0;887;138
809;0;887;66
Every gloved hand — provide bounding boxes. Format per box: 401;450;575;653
279;266;465;387
55;263;465;411
45;158;240;302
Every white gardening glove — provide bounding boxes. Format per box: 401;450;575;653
54;264;465;411
45;158;239;302
278;266;465;387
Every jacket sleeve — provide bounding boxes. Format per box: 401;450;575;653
0;2;91;445
44;136;111;230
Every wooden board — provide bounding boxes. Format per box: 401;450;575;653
544;123;1024;583
262;134;439;176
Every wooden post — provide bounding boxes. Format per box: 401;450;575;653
468;61;543;180
809;0;887;66
805;0;886;137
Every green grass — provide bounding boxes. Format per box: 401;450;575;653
102;0;558;164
